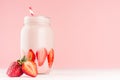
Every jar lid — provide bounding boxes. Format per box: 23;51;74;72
24;16;50;24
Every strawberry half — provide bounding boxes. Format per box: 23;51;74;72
7;62;23;77
27;49;35;62
36;48;47;66
22;61;38;77
47;48;54;68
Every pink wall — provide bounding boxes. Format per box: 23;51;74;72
0;0;120;69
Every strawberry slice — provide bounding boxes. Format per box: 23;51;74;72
22;61;38;77
27;49;35;62
36;48;47;66
47;48;54;68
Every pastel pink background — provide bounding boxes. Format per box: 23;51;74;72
0;0;120;69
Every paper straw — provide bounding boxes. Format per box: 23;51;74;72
29;6;34;16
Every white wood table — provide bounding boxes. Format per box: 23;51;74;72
0;69;120;80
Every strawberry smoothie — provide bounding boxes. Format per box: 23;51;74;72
20;16;54;73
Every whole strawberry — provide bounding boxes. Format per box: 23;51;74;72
6;61;23;77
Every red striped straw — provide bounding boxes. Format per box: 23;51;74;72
29;6;34;16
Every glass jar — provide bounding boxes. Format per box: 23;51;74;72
20;16;54;73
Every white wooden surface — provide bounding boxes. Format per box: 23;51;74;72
1;69;120;80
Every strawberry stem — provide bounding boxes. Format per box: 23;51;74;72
17;56;27;65
21;56;27;62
